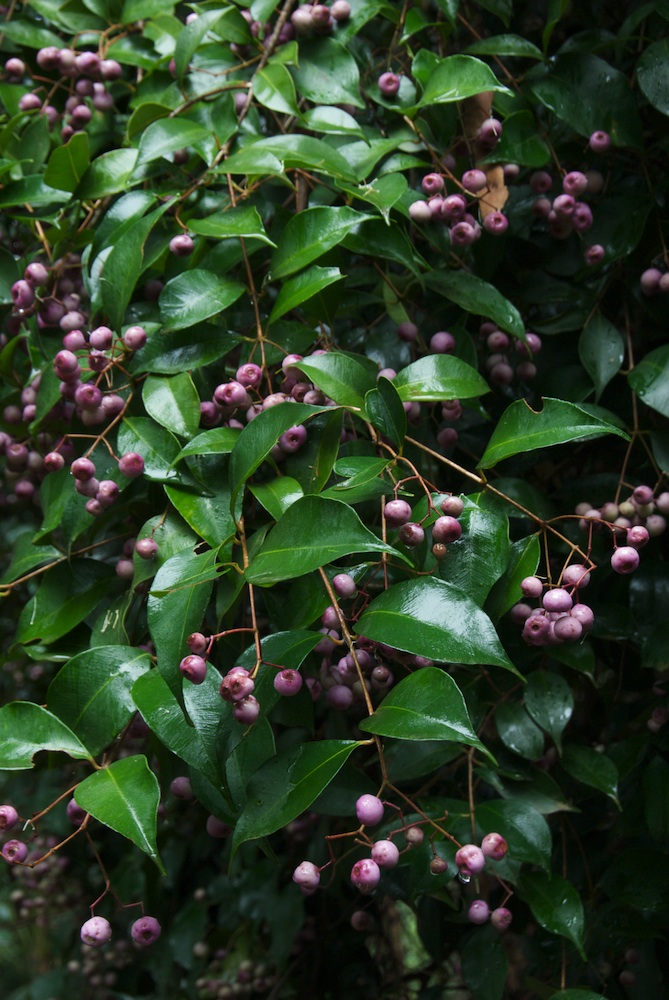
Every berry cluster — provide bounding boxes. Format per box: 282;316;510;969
80;913;161;948
512;569;594;647
481;321;542;388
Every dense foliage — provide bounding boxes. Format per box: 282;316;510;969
1;0;669;997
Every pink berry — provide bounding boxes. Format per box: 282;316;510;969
180;655;207;684
123;325;147;351
81;916;112;946
233;695;260;724
135;538;158;560
553;616;583;642
480;832;508;861
2;839;28;863
468;899;490;924
440;495;464;517
611;546;640;574
432;515;462;543
206;815;231;838
0;805;19;831
384;499;412;527
371;840;400;868
273;669;303;696
409;200;432;223
490;906;512;931
404;825;424;846
626;525;649;549
422;173;444;195
118;452;145;478
462;169;487;192
350;858;381;893
378;72;400;97
130;916;161;947
455;844;486;875
542;588;573;613
561;564;591;588
333;573;357;598
355;794;384;826
169;234;194;257
169;776;193;799
589;130;611;152
521;576;543;598
292;860;321;892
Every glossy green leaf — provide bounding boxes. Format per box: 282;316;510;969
0;532;60;586
132;668;224;785
188;206;276;246
77;148;140;198
131;323;240;375
174;9;235;79
269;266;345;323
426;271;525;339
359;668;492;759
229;402;330;509
461;926;508;1000
142;373;201;439
75;755;164;872
578;313;625;401
466;34;543;58
628;345;669;418
147;548;218;691
249;477;304;521
135;117;211;168
290;408;345;494
43;132;90;193
246;495;405;586
415;54;513;108
393;354;488;402
562;745;619;806
527;53;642;147
303;105;367;140
495;702;544;760
438;493;510;607
122;0;177;19
159;269;245;333
221;134;356;181
476;799;551;870
226;718;276;810
548;992;607;1000
364;377;407;449
164;483;237;549
490;110;551;168
47;646;151;757
15;560;114;646
231;740;360;856
355;577;517;672
485;533;541;623
175;427;241;461
637;39;669;116
254;61;300;116
517;871;586;958
524;671;573;754
291;36;364;108
478;397;630;469
0;175;70;209
100;200;173;329
0;703;92;769
117;416;181;481
292;352;376;410
343;219;426;277
271;207;373;279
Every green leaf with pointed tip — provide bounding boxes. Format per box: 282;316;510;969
365;377;407;448
0;532;60;586
175;427;241;462
466;34;543;58
479;397;630;469
230;403;330;510
231;739;361;857
254;61;300;116
291;353;375;411
562;745;619;807
438;493;510;607
221;134;357;180
131;324;241;375
43;132;90;193
0;703;92;769
132;668;224;786
527;53;642;147
164;484;237;549
303;105;367;140
174;9;244;79
393;355;488;403
359;668;492;759
355;577;517;673
425;271;525;339
637;39;669;116
249;477;304;521
291;36;364;108
271;207;373;279
77;148;139;198
117;416;182;482
489;110;551;168
518;871;586;958
524;671;573;754
47;646;151;757
495;701;544;760
159;270;245;333
15;560;115;646
75;755;165;873
415;54;512;108
269;266;345;323
246;495;406;586
188;206;276;246
134;118;211;169
485;534;541;623
476;799;551;870
579;313;625;402
143;373;200;439
628;345;669;419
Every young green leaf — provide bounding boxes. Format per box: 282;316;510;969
0;703;92;769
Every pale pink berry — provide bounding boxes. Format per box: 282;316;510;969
80;915;112;946
611;546;640;574
273;669;303;696
490;906;512;931
468;899;490;924
293;860;320;893
351;858;381;893
356;794;384;826
481;832;508;860
371;840;400;868
455;844;486;875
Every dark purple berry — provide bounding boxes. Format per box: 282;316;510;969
180;655;207;684
130;916;161;947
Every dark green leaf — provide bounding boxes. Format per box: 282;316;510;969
159;270;245;333
628;345;669;419
248;477;304;520
365;376;407;448
246;495;405;586
231;740;360;856
476;799;551;870
174;427;241;461
415;54;513;108
271;207;373;279
164;484;237;549
292;352;376;410
495;701;544;760
485;534;541;623
489;110;551;168
254;61;300;116
478;398;630;469
562;745;619;806
221;134;357;181
188;205;275;246
269;266;345;323
117;416;182;481
517;871;586;958
393;355;488;402
355;577;518;672
291;36;364;108
75;755;165;872
466;34;543;59
438;493;510;607
43;132;90;193
303;105;367;140
77;149;140;198
461;926;508;1000
142;373;201;439
548;992;607;1000
135;117;212;168
0;703;92;769
47;646;151;757
359;668;492;759
15;560;114;646
578;313;625;403
637;39;669;116
426;271;525;339
0;532;60;586
524;671;573;754
131;323;241;375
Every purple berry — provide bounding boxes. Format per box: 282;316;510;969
430;331;455;353
399;522;425;548
384;499;412;527
355;794;384;826
611;546;640;574
0;805;19;831
66;798;87;826
169;234;194;257
81;916;112;946
409;200;432;223
371;839;400;868
206;815;231;838
490;906;512;931
71;456;96;481
462;168;487;192
118;452;145;478
626;525;649;549
273;668;303;696
455;844;486;875
404;825;424;846
233;695;260;724
421;173;444;195
278;425;307;453
542;588;573;613
350;858;381;893
333;573;357;598
477;118;502;150
468;899;490;924
397;321;418;342
521;576;543;598
483;211;508;235
11;279;35;310
440;496;464;517
563;171;588;196
2;839;28;863
570;603;594;631
584;244;605;266
480;832;508;861
589;130;611;152
135;538;158;560
378;72;401;97
561;564;591;588
123;325;147;351
180;655;207;684
430;856;448;874
553;616;583;642
130;916;161;947
432;515;462;543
